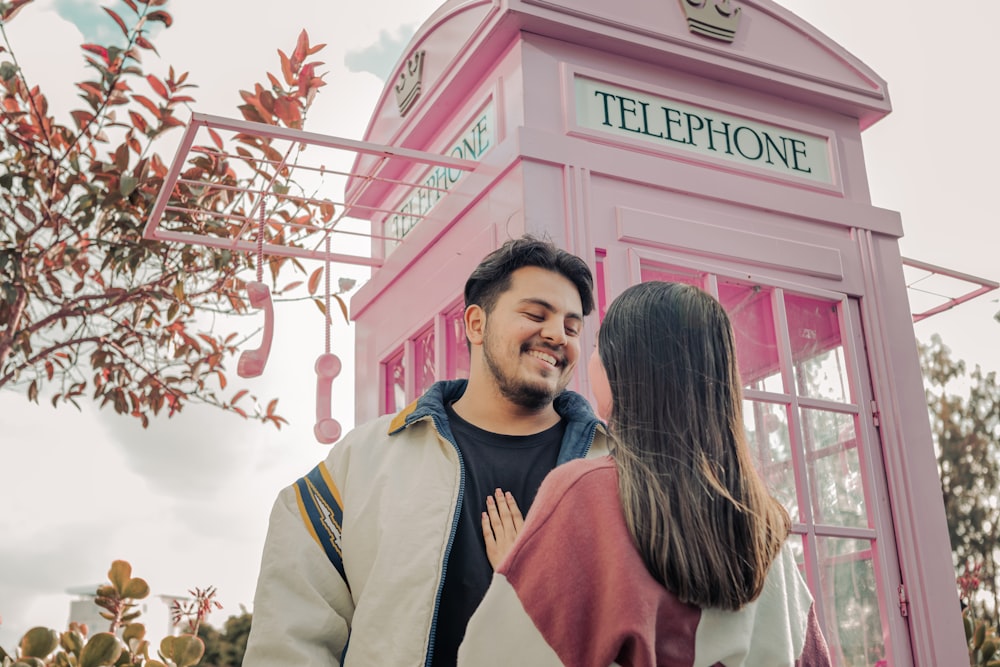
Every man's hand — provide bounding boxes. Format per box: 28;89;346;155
481;488;524;569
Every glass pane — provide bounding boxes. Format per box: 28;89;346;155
383;349;406;415
639;261;706;288
801;408;868;528
719;281;783;393
445;304;470;380
743;399;798;520
414;327;436;397
816;537;886;667
784;293;850;403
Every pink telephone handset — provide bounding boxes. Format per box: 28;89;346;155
237;282;274;378
314;353;343;444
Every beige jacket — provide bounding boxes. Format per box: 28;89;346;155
243;379;609;666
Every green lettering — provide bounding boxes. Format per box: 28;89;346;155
734;126;763;160
661;106;689;144
594;90;617;127
762;133;790;167
683;112;705;146
617;95;641;133
705;118;732;154
637;101;664;139
789;138;812;173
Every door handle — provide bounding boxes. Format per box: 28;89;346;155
237;281;274;378
314;352;343;444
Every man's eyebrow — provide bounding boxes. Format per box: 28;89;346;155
518;297;583;321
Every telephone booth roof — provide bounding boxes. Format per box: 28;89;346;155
347;0;892;205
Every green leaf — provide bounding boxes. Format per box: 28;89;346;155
0;60;17;82
122;577;149;600
158;635;175;661
79;633;123;667
19;627;59;658
170;635;204;667
60;629;85;656
108;560;132;596
119;175;139;197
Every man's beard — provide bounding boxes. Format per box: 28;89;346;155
482;328;560;411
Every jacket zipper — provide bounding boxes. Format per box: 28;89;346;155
423;415;464;667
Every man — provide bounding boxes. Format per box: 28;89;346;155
243;235;610;666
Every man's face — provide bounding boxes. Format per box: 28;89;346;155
477;266;584;410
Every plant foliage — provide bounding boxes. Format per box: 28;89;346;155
0;0;337;428
922;334;1000;622
0;560;215;667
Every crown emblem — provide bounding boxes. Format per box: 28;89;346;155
679;0;742;43
395;50;425;117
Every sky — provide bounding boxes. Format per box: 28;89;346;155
1;0;998;652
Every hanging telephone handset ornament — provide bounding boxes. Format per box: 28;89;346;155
238;196;275;378
314;352;342;443
237;282;274;377
314;235;345;444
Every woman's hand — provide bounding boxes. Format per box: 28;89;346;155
481;488;524;569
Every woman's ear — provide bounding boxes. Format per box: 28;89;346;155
465;304;486;346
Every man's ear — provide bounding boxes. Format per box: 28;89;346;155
465;304;486;346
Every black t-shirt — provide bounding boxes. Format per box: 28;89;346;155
429;403;565;667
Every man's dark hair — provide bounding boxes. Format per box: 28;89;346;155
464;235;595;316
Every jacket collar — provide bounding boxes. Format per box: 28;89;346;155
387;378;602;439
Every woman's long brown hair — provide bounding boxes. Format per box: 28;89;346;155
598;281;791;610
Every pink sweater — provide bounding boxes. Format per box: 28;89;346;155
459;456;831;667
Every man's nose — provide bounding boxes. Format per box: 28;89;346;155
541;319;567;346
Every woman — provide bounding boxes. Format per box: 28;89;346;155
460;281;831;666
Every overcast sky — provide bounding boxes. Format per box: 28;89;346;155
2;0;998;651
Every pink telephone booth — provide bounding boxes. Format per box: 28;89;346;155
344;0;966;664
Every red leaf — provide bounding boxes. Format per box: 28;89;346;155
231;389;248;404
292;30;308;69
45;360;54;381
134;35;158;54
297;62;316;97
146;74;168;99
81;44;109;65
217;370;227;389
103;7;128;36
207;128;223;150
266;398;278;416
70;109;94;130
272;96;302;128
131;94;160;117
1;0;32;22
307;267;323;295
334;294;350;324
147;10;172;26
320;199;335;222
128;110;148;134
278;49;294;85
77;81;105;98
